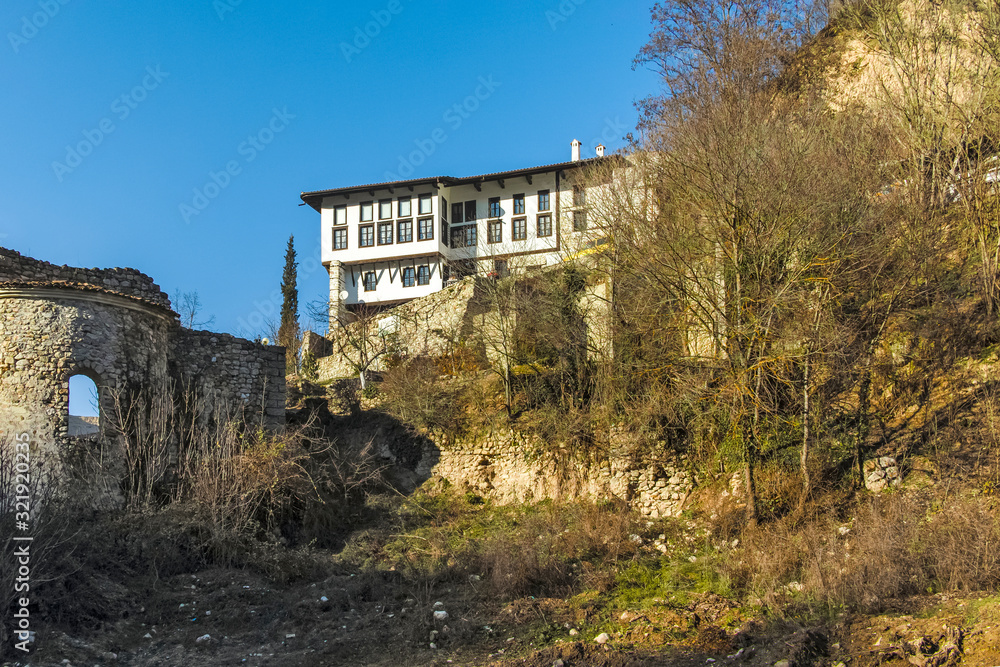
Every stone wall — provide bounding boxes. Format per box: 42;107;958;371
318;277;484;380
0;247;171;309
414;429;698;519
171;329;286;429
0;247;286;479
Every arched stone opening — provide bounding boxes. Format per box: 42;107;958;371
68;372;101;437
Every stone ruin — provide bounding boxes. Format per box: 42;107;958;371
0;247;286;474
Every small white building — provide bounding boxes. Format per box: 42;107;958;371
301;141;615;328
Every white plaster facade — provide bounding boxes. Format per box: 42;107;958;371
302;142;615;328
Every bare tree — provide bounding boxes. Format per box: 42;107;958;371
175;290;216;329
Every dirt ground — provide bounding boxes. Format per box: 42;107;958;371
5;563;999;667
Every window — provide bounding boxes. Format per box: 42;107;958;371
538;190;550;212
441;219;449;243
398;196;411;218
488;220;502;244
464;200;477;222
333;205;347;225
378;221;393;245
488;197;502;218
402;267;415;287
512;217;527;241
452;202;464;223
379;199;392;220
573;210;587;231
573;185;586;206
360;201;374;222
68;374;100;437
417;265;430;286
333;228;348;250
363;271;377;292
513;194;525;215
418;217;434;241
418;194;433;215
451;225;477;248
397;219;413;243
442;198;448;220
537;214;552;237
359;224;374;247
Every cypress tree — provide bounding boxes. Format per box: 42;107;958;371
278;235;299;374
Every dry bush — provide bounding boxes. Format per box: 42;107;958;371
379;356;468;437
469;500;643;599
728;492;1000;612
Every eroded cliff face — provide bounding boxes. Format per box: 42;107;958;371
795;0;994;129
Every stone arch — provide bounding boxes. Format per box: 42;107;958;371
67;369;102;438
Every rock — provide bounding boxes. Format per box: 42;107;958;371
434;610;449;621
595;633;611;644
774;661;792;667
195;634;211;644
569;629;580;636
553;660;565;667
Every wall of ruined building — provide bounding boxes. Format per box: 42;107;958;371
0;247;171;309
0;289;174;466
170;329;286;430
407;429;698;519
0;248;286;479
318;277;484;380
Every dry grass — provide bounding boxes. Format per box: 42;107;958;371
727;491;1000;612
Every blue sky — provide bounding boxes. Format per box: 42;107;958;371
2;0;661;339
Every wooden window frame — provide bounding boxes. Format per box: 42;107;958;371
333;205;347;226
537;213;552;238
360;201;374;222
402;266;415;288
363;271;377;292
359;224;375;247
488;196;502;218
512;217;527;241
397;218;413;243
398;196;412;218
418;216;434;241
513;193;525;215
417;265;431;286
378;221;394;245
418;194;433;215
488;220;502;244
332;227;348;250
537;190;550;212
378;199;393;220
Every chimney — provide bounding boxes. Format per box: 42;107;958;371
596;144;606;157
571;139;582;162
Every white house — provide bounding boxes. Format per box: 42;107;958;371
300;141;616;328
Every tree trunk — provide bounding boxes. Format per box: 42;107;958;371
797;352;811;516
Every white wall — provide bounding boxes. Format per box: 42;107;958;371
339;256;443;306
